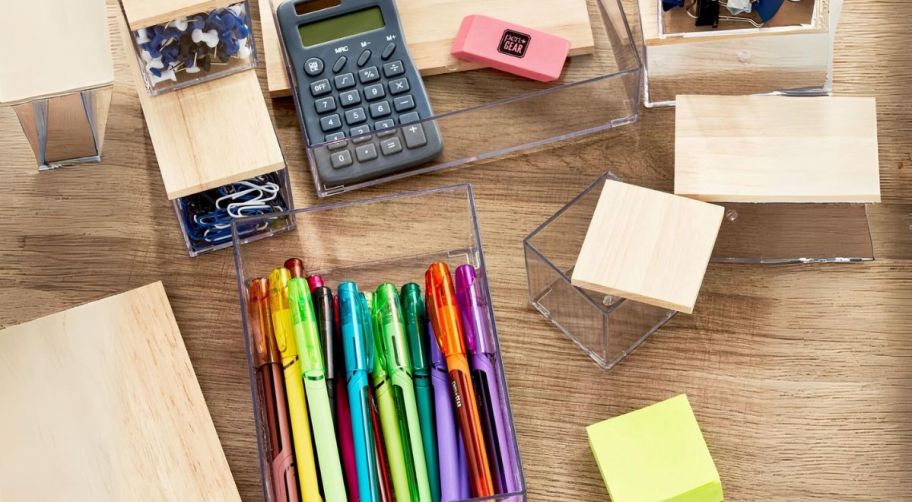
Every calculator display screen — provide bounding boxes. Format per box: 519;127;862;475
298;7;385;47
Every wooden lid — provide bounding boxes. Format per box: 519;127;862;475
571;180;724;314
675;95;881;203
121;0;237;30
0;0;113;105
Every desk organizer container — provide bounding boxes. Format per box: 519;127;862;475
638;0;842;106
272;0;642;197
524;173;679;370
119;0;257;95
232;184;526;501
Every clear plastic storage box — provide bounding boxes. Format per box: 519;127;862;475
273;0;643;196
232;184;526;501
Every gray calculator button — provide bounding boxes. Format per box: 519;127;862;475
393;95;415;112
389;77;410;95
380;137;403;155
325;132;346;150
332;56;347;73
334;73;356;89
369;100;392;118
305;58;324;76
403;123;428;148
310;79;331;96
399;111;420;125
359;66;380;83
374;119;396;137
383;60;405;77
355;143;379;162
357;49;372;67
320;114;342;131
339;89;361;107
345;107;367;125
364;83;386;101
381;42;396;60
350;125;371;143
315;96;336;114
330;149;353;169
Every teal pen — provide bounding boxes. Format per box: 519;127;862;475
401;283;441;502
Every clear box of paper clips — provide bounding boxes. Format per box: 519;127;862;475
119;0;258;95
231;184;526;501
270;0;642;197
639;0;843;106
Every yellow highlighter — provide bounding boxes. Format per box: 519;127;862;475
269;268;323;502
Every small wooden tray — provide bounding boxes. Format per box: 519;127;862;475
675;95;881;204
571;180;724;314
0;282;241;500
261;0;596;97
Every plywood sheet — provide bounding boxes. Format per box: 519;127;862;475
0;282;241;501
675;95;881;203
571;180;723;314
117;14;285;199
261;0;595;97
0;0;113;104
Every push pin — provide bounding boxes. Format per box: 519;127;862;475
192;28;219;48
135;27;150;44
173;16;189;31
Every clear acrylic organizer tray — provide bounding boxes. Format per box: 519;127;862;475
231;184;526;501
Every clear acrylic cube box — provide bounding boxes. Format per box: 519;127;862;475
231;184;526;501
273;0;643;197
638;0;843;106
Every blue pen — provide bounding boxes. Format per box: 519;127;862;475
339;282;381;502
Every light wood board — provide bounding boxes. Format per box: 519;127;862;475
121;0;237;30
0;0;113;105
261;0;595;97
117;13;285;199
571;180;724;314
0;282;241;501
674;95;881;204
1;0;911;500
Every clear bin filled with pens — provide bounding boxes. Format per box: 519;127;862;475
120;0;257;95
231;184;526;501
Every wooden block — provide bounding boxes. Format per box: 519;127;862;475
0;282;241;501
261;0;595;98
117;13;285;199
675;95;881;204
121;0;236;30
0;0;113;104
571;180;723;314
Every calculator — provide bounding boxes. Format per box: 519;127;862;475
276;0;443;192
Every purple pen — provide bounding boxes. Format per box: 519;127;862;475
455;265;518;495
429;322;466;502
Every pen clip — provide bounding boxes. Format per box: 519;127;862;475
359;293;375;372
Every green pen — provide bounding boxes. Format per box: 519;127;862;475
362;292;411;501
286;259;347;502
401;283;440;502
373;284;432;502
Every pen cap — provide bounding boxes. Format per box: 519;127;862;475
248;278;280;366
361;292;388;379
425;262;467;357
401;283;431;373
284;258;306;279
308;274;326;292
373;283;411;373
338;282;372;374
454;265;496;355
268;267;294;353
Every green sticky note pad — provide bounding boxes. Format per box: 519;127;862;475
586;395;723;502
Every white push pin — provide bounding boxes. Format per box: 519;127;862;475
173;16;189;31
150;68;177;85
185;54;201;74
237;38;252;59
140;49;153;63
135;27;150;44
146;57;164;72
192;28;219;48
229;4;246;16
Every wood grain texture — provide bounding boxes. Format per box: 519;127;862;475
675;95;881;203
0;282;241;501
121;0;237;30
0;0;909;500
571;180;723;313
116;12;285;199
260;0;595;97
0;0;113;105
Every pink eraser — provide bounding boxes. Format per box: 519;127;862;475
451;15;571;82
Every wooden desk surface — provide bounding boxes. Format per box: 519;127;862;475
0;0;909;500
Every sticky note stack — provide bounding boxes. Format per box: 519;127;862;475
586;394;723;502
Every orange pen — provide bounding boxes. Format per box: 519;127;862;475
425;262;494;498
